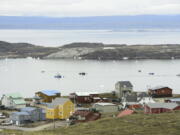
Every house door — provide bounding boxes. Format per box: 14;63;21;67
16;121;19;126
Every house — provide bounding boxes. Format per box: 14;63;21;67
46;98;74;120
148;86;172;98
117;109;134;118
144;103;180;114
92;102;119;113
138;97;155;105
72;110;101;122
35;90;61;103
70;92;99;104
10;112;31;125
1;93;26;109
20;107;46;121
10;107;46;125
115;81;133;99
137;92;155;105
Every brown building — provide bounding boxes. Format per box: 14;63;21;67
73;110;101;122
148;86;172;98
70;92;99;104
35;90;61;103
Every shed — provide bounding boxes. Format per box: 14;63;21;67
144;103;180;114
35;90;61;103
92;102;119;113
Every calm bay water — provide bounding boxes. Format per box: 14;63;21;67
0;58;180;97
0;29;180;97
0;29;180;46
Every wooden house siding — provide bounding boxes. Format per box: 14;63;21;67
148;87;172;98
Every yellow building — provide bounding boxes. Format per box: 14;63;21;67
46;98;75;119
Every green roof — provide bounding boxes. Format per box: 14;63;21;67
13;99;26;105
6;93;23;99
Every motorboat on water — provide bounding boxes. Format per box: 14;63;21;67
54;74;63;79
79;72;87;76
138;70;142;73
149;73;155;75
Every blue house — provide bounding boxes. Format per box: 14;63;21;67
10;107;46;126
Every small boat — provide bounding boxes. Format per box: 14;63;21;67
138;70;142;73
149;73;155;75
41;70;45;73
176;74;180;77
79;72;86;76
54;74;63;79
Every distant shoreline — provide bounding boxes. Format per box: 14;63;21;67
1;41;180;60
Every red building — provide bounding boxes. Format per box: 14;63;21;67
144;103;180;114
148;86;172;98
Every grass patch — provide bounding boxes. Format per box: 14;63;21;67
2;111;180;135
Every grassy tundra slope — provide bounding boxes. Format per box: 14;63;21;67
3;111;180;135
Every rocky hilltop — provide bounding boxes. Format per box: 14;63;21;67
0;41;58;59
1;41;180;60
46;42;180;60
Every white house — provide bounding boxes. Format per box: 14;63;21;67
1;93;26;109
115;81;133;99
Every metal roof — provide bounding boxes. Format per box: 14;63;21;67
149;86;170;91
47;98;70;108
146;103;179;109
116;81;133;87
21;107;37;112
40;90;60;96
94;102;116;106
75;92;99;96
13;99;26;105
12;112;30;116
169;98;180;102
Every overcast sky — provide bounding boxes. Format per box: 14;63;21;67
0;0;180;17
